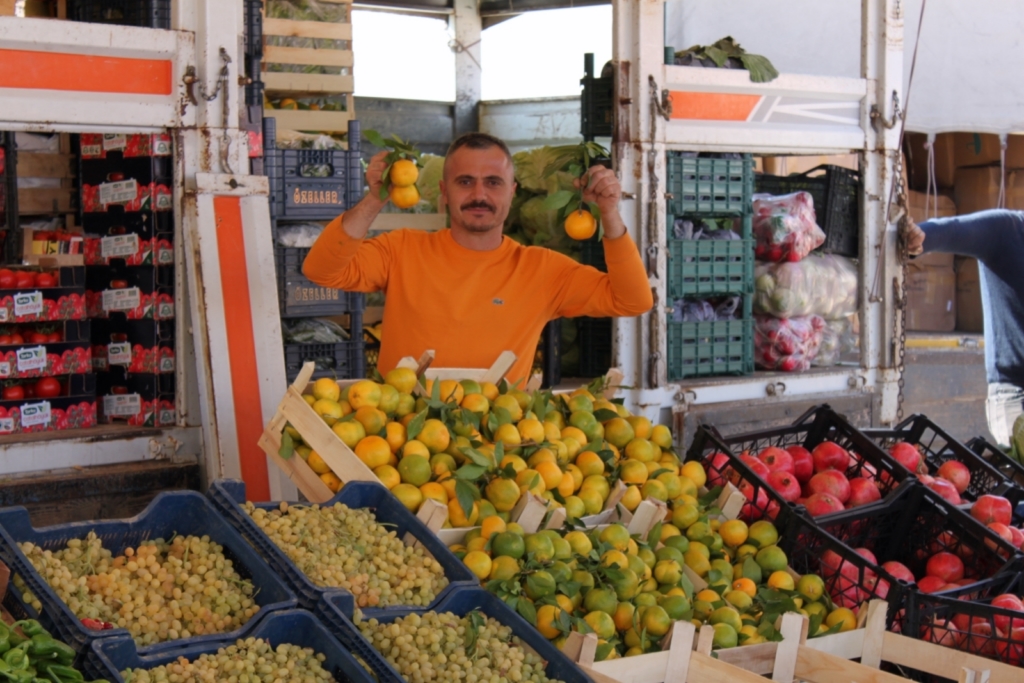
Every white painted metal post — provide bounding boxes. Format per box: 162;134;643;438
612;0;664;398
452;0;482;136
863;0;905;424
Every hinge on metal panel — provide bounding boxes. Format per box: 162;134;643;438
870;90;903;130
648;75;672;121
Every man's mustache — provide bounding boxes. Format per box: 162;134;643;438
461;202;495;212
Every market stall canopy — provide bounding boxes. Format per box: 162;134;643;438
665;0;1024;135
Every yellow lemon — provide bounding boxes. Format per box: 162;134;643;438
312;378;340;402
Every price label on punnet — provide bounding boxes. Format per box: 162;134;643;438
107;342;132;366
102;287;141;312
101;234;140;259
13;291;44;317
20;401;52;428
104;393;142;417
16;346;47;373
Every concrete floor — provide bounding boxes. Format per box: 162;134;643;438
901;340;994;443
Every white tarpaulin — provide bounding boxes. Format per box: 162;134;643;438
664;0;1024;135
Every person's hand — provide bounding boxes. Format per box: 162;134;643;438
365;151;389;203
900;217;925;256
577;166;621;219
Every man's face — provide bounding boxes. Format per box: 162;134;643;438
440;145;517;234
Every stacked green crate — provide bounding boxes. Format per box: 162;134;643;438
666;154;755;380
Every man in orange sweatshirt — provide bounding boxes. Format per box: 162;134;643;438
303;133;653;383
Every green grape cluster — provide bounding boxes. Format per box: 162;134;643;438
244;501;448;608
357;611;565;683
121;637;336;683
16;533;258;646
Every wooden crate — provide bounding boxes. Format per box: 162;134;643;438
17;134;76;216
261;0;355;134
565;601;1020;683
260;351;518;505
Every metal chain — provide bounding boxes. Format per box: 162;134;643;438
892;149;910;422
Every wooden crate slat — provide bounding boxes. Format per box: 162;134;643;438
263;45;353;68
264;108;354;133
263;72;354;96
369;213;447;232
263;17;352;42
17;153;76;179
18;188;75;214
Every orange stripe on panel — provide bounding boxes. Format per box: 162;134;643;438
214;196;272;502
669;91;762;121
0;48;172;95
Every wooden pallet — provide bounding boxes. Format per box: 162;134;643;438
261;0;355;134
17;134;76;216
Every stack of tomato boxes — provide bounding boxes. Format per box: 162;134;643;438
0;264;93;434
80;134;176;428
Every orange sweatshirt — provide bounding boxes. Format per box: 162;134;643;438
303;218;653;383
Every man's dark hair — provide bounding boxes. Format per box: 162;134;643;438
445;132;513;163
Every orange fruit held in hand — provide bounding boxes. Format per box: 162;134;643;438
390;159;419;187
390;184;420;209
564;209;597;240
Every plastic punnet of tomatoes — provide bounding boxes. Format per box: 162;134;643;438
91;318;174;375
0;373;97;435
85;264;174;321
0;266;87;324
0;320;92;380
82;208;174;267
96;368;175;428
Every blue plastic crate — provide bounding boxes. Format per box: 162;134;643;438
89;609;376;683
207;479;478;615
0;490;297;657
316;587;595;683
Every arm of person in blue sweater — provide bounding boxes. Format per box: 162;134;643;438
903;209;1024;265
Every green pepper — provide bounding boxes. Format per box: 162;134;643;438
10;624;46;640
4;643;31;670
42;666;83;683
26;636;74;667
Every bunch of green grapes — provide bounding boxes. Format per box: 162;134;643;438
244;501;447;608
16;533;258;645
121;637;336;683
357;611;565;683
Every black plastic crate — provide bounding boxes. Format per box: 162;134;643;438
89;609;376;683
68;0;171;29
316;587;596;683
578;316;612;378
863;415;1024;523
687;405;914;523
756;164;860;257
264;117;363;221
1;132;17;263
243;0;263;60
969;435;1024;490
0;490;297;657
208;479;477;615
581;53;613;140
284;340;364;382
779;484;1022;631
274;245;365;318
900;574;1024;668
667;153;754;216
538;318;561;388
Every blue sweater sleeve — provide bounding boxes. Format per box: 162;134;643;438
920;209;1024;264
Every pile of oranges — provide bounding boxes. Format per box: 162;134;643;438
290;371;684;531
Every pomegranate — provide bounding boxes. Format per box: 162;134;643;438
766;470;801;502
808;469;852;504
889;442;926;474
927;478;963;505
936;460;972;494
971;494;1013;526
804;492;845;516
812;441;851;473
786;445;815;484
926;551;965;582
848;477;882;507
990;594;1024;634
917;575;948;594
996;626;1024;665
758;446;794;473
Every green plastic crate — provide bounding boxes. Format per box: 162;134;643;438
667;318;753;380
667;238;753;298
667;155;753;216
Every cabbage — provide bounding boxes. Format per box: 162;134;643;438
416;155;445;211
512;145;582;193
1012;414;1024;461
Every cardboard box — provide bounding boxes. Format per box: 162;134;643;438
906;261;956;332
952;166;1024;215
22;227;85;266
905;132;957;190
956;256;983;333
908;190;956;223
952;133;1024;170
761;154;859;177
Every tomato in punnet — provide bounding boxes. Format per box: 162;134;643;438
14;271;34;288
0;335;11;345
2;385;25;401
0;269;14;289
46;332;62;343
23;383;34;398
10;333;24;345
111;386;129;395
34;272;56;288
28;332;49;344
108;172;125;182
34;378;61;399
110;280;128;289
